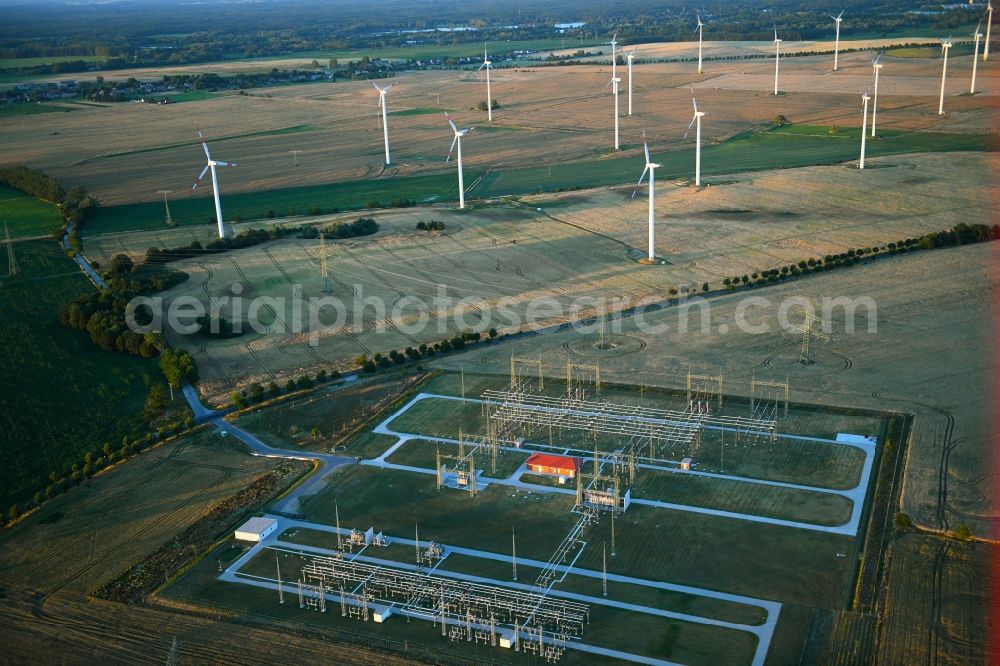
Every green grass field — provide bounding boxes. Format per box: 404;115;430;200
382;394;868;491
84;125;997;236
0;185;64;238
0;102;79;117
634;468;854;526
85;171;462;235
238;542;760;664
386;438;530;478
0;55;104;69
304;464;855;608
0;240;163;510
388;107;445;116
886;43;977;58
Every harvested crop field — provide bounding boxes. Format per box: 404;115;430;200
2;52;995;213
81;150;995;400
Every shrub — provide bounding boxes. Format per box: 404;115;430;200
893;512;912;532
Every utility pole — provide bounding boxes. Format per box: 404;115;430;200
335;500;343;549
602;543;608;596
512;527;518;581
611;509;616;556
290;150;301;166
276;550;284;604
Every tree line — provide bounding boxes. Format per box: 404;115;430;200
0;165;98;249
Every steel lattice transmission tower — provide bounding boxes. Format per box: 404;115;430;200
158;190;173;226
791;308;829;364
4;222;18;277
319;233;331;293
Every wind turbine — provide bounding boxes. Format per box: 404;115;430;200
624;49;637;116
479;45;494;122
685;93;706;186
938;37;952;115
608;76;622;150
695;13;705;74
870;52;883;137
832;10;845;71
606;30;619;80
192;130;237;239
773;28;782;95
859;89;871;169
986;1;993;62
371;82;394;164
971;23;983;94
630;133;661;263
445;113;473;209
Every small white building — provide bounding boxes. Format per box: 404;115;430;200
680;457;693;471
235;516;277;542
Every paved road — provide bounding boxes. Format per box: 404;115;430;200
182;382;354;512
62;221;109;290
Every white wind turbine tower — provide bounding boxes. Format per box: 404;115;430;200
479;45;494;122
192;130;237;239
832;10;845;71
773;28;783;95
686;93;706;186
858;89;871;169
371;82;394;164
607;30;619;80
624;49;637;116
938;37;953;115
971;23;983;94
630;133;661;262
695;13;705;74
608;76;622;149
445;113;473;209
985;1;993;62
870;52;883;136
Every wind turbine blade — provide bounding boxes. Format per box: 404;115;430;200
774;27;778;41
446;134;458;162
444;112;458;133
838;9;845;19
643;141;650;164
200;137;211;160
630;166;649;202
215;161;236;167
371;82;382;92
478;62;487;71
688;114;697;130
193;164;210;189
612;29;618;43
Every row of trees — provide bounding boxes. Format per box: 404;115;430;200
719;223;1000;291
230;368;340;409
358;328;498;373
0;165;64;202
2;425;192;528
144;226;304;264
0;165;97;249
